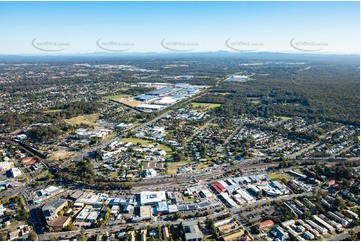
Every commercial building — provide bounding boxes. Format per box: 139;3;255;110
140;206;152;220
147;88;175;96
42;198;68;221
137;104;164;111
211;181;226;194
134;94;158;103
140;191;166;205
182;221;203;241
11;168;22;177
154;97;178;106
219;192;237;207
47;216;71;231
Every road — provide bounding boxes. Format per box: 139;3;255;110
46;190;317;240
182;117;215;145
46;209;229;239
214;124;243;153
227;191;314;215
289;127;342;159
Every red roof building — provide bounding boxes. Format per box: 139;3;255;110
325;180;335;187
258;220;274;230
21;157;36;166
211;181;226;194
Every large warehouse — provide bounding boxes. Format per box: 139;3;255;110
154;97;178;106
134;94;157;103
136;104;164;111
147;87;175;96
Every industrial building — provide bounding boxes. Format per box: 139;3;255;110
134;94;157;103
147;87;175;96
137;104;164;111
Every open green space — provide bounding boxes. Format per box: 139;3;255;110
108;171;118;178
268;173;291;182
183;196;195;203
191;102;221;109
121;138;152;145
166;161;189;175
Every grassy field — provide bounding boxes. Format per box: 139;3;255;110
268;173;291;182
191;102;221;109
109;171;118;178
292;168;304;174
65;113;99;126
167;161;189;175
183;196;195;203
104;94;130;100
121;138;152;145
158;144;172;153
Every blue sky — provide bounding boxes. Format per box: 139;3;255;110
0;1;359;54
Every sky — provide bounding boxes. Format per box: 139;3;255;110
0;1;359;54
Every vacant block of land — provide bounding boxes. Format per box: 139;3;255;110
65;113;99;126
191;102;221;109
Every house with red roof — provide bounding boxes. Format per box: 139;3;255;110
21;157;36;166
258;220;274;230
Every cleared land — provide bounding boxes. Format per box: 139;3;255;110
65;113;99;126
191;102;221;109
167;161;189;175
43;109;63;113
121;138;172;153
116;98;141;107
104;94;130;100
48;150;77;161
